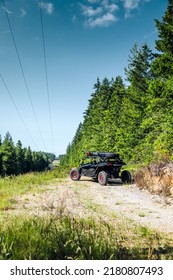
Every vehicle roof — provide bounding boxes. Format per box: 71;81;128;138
86;152;120;159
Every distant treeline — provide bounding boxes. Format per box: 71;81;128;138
0;132;55;176
60;0;173;167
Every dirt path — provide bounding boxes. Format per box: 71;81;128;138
6;177;173;237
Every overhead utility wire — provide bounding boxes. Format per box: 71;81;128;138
0;73;38;150
39;0;54;153
2;0;47;151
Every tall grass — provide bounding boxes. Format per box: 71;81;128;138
0;214;172;260
0;167;69;210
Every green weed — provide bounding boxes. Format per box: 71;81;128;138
0;214;172;260
0;167;69;210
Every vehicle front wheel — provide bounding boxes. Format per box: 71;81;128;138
98;171;108;186
121;170;132;183
70;169;81;181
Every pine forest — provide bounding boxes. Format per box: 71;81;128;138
0;132;55;176
60;0;173;168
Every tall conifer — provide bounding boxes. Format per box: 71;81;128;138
152;0;173;78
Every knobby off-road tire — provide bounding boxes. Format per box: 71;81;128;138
70;169;81;181
98;171;108;186
121;170;132;184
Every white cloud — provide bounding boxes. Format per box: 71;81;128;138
87;12;118;28
123;0;140;10
101;0;119;12
79;0;150;27
40;2;54;15
108;4;119;13
88;0;100;3
72;15;77;23
20;8;26;17
80;0;119;28
123;0;150;18
80;4;103;17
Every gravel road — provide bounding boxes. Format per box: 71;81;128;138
8;177;173;237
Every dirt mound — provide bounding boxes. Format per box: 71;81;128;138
134;162;173;197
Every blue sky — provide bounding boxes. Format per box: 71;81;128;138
0;0;168;156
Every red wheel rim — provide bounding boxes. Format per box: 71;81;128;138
71;171;78;179
99;173;104;183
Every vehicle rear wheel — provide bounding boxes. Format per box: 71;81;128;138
121;170;132;183
98;171;108;186
70;169;81;181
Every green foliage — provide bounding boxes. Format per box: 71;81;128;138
0;132;55;176
61;1;173;167
140;77;173;162
152;0;173;78
1;132;17;176
125;43;154;93
0;214;172;260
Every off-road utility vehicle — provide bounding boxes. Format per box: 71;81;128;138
70;151;132;185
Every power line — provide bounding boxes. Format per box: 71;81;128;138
39;0;54;153
2;0;47;151
0;72;39;150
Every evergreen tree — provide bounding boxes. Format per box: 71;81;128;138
16;140;25;174
46;153;55;163
0;132;53;176
115;90;142;162
125;42;154;99
95;77;113;150
69;122;83;165
102;76;126;151
32;151;48;171
121;43;154;161
82;78;101;151
24;146;33;172
152;0;173;78
82;77;113;151
138;0;173;162
1;132;17;176
60;143;71;167
139;76;173;162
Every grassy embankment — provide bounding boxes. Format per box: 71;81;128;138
0;166;173;260
0;166;67;210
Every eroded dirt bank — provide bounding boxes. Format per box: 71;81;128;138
134;162;173;196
